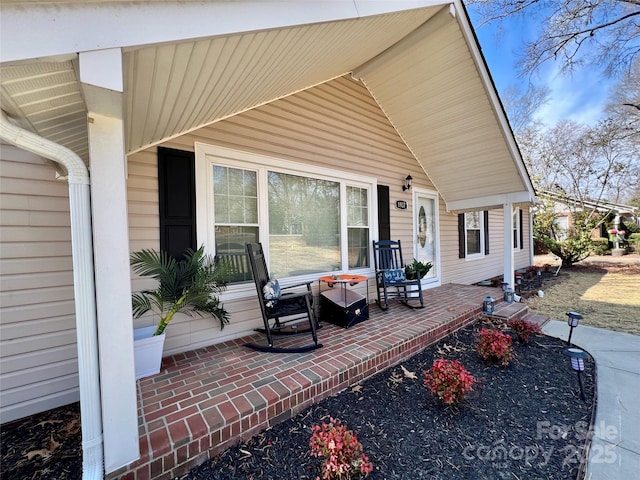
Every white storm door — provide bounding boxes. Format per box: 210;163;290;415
414;191;439;284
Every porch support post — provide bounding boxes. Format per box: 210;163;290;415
528;206;535;266
80;48;139;473
503;203;515;291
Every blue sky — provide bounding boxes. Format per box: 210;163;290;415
467;9;614;128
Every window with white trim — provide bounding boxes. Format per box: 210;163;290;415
458;210;489;259
347;186;369;269
202;147;373;282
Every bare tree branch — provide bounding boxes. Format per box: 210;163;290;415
467;0;640;77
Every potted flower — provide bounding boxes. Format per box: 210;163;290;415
405;258;433;280
130;245;229;379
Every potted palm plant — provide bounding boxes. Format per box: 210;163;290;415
130;245;229;379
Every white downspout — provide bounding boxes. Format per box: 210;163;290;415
0;111;104;480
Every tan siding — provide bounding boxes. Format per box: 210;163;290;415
514;208;532;268
127;75;530;355
0;145;78;424
440;207;533;286
128;76;431;354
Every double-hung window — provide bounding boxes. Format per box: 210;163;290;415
465;211;484;256
198;145;373;283
347;186;369;269
458;211;489;259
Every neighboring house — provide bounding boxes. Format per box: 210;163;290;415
538;189;639;240
0;1;535;476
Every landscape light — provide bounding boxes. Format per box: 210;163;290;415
566;311;583;345
564;348;589;401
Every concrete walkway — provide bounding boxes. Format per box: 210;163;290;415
542;321;640;479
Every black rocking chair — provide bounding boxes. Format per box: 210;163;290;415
244;242;322;353
373;239;424;311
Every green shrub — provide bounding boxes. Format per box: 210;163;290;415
590;237;609;255
629;233;640;253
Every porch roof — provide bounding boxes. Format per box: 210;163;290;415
0;0;534;211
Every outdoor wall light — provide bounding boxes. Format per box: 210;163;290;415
564;347;589;401
566;311;583;345
402;174;413;191
483;296;495;315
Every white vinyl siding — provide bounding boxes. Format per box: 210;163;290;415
0;145;78;424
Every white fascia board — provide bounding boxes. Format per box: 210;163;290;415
1;0;441;63
446;191;534;213
451;0;536;197
353;0;445;17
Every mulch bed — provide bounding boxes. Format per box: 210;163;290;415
1;318;596;480
179;317;595;480
1;402;82;479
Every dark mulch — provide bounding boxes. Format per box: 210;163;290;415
1;402;82;479
1;318;595;480
179;317;595;480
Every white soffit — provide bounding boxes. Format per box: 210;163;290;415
354;6;531;209
123;8;440;153
0;61;89;162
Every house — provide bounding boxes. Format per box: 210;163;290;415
537;189;639;241
0;1;536;477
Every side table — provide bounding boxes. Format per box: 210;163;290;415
318;274;369;328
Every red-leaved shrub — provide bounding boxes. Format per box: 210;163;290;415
310;417;373;479
508;318;542;343
476;328;513;366
423;358;478;406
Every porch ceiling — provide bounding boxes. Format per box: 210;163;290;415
353;5;534;210
0;2;533;208
123;8;440;153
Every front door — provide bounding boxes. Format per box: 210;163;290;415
414;191;439;284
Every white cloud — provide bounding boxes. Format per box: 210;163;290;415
533;64;611;127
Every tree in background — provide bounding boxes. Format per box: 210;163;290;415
469;0;640;266
468;0;640;77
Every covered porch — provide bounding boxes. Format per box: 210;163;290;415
111;283;533;480
1;2;536;476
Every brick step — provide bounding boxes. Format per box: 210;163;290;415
486;301;529;322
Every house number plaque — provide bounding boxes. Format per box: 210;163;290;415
395;200;407;210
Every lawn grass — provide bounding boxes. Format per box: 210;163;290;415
529;256;640;336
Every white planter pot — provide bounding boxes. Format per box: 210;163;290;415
133;326;166;380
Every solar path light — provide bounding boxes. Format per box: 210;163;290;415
566;311;583;345
564;348;589;401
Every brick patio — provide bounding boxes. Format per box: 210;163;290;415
110;283;535;480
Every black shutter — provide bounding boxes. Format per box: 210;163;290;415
458;214;465;258
377;185;391;241
519;209;524;250
483;210;490;255
158;147;196;259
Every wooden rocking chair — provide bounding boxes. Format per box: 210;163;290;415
373;239;424;311
244;242;322;353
